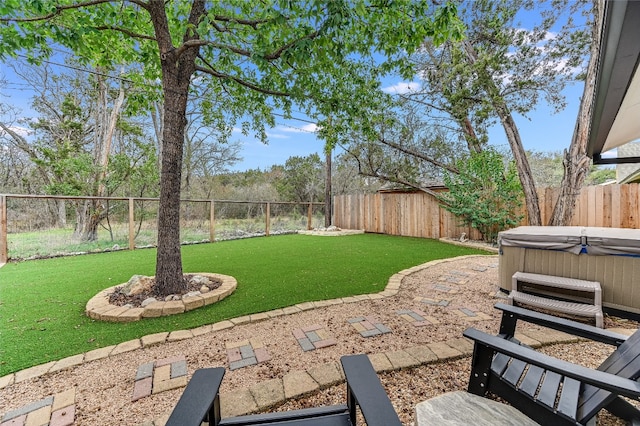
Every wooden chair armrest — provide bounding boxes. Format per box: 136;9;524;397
495;303;628;346
166;367;225;426
341;354;401;426
464;327;640;399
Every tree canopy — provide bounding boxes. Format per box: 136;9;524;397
338;0;593;224
1;1;463;294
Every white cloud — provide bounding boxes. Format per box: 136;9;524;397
276;123;318;133
513;28;557;45
266;132;290;139
382;81;421;94
0;125;32;138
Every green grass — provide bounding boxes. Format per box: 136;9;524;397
0;234;489;376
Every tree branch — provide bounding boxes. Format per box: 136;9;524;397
358;168;442;198
176;39;252;59
341;144;445;199
195;61;290;97
212;14;273;29
0;0;121;22
94;25;155;41
378;137;459;175
263;31;320;60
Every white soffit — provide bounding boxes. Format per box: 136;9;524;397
603;64;640;152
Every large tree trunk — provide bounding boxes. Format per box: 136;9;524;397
79;71;126;241
494;102;542;226
325;149;332;227
549;0;602;226
150;0;205;296
151;101;164;170
56;199;67;227
461;40;542;226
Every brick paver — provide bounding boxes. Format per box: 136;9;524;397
440;274;467;284
450;307;492;322
396;309;440;326
1;389;75;426
430;283;460;294
3;255;610;426
347;316;391;337
226;339;271;370
414;296;451;307
132;355;188;401
293;325;337;351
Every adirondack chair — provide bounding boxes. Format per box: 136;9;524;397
464;303;640;425
165;354;401;426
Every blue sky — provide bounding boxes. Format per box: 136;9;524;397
230;78;585;171
0;2;589;173
1;66;585;172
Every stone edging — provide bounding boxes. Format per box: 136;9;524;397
438;238;499;253
142;326;592;426
0;255;487;391
3;252;636;425
85;273;237;322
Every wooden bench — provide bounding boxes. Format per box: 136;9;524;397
509;272;603;328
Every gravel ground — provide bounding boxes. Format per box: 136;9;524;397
1;253;637;425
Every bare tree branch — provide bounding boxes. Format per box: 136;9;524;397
378;137;459;174
341;144;445;199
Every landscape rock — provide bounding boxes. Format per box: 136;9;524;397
189;275;212;286
141;297;158;307
200;285;210;293
122;275;155;296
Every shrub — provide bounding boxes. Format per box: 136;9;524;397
438;149;524;243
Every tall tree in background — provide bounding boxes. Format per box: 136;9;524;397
276;153;325;203
549;0;602;226
410;0;592;225
0;61;156;240
337;0;592;221
1;1;462;295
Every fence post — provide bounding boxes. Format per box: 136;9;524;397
210;200;215;243
0;195;7;264
265;202;271;237
128;198;135;250
307;202;313;230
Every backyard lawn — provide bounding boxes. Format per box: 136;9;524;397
0;233;489;376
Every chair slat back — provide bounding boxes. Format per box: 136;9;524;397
578;329;640;421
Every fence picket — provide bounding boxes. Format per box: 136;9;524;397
333;183;640;240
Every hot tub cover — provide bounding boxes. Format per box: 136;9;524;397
498;226;640;256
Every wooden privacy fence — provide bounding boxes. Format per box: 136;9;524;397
333;192;483;241
536;184;640;228
0;194;323;263
333;183;640;240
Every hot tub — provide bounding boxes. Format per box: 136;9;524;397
498;226;640;315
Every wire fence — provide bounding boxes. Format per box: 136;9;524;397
0;194;325;262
